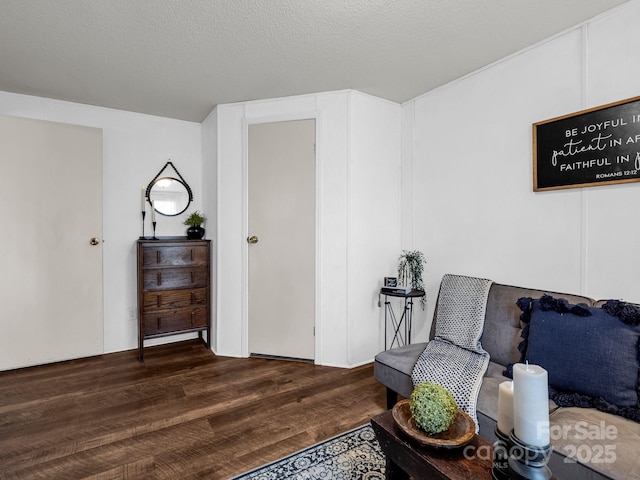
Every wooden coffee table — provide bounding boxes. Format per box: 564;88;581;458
370;410;493;480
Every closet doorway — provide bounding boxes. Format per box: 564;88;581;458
247;119;316;361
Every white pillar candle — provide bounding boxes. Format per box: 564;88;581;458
497;380;514;434
513;363;550;447
151;200;156;222
141;186;146;212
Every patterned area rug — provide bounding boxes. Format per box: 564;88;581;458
231;425;385;479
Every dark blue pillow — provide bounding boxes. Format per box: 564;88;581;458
508;295;640;411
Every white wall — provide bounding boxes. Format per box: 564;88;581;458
583;2;640;299
348;92;404;365
211;90;402;367
403;1;640;342
201;106;218;351
0;91;203;355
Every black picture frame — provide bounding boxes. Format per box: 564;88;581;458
384;277;397;287
533;96;640;191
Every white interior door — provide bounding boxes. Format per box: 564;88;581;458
248;119;315;360
0;114;103;371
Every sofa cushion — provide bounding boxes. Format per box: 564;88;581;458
515;295;640;409
548;406;640;480
374;343;426;399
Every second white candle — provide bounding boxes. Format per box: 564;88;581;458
497;380;514;434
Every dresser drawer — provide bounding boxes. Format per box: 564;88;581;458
142;267;208;291
142;288;208;312
142;245;209;267
142;307;208;336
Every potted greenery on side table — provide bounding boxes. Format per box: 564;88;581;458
398;250;427;309
184;211;206;239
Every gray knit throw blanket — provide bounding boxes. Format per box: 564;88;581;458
411;274;493;431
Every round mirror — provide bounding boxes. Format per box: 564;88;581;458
148;177;191;216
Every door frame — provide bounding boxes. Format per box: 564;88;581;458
241;112;322;363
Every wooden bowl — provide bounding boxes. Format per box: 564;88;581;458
392;399;476;449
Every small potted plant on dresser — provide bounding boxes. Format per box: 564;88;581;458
184;211;206;239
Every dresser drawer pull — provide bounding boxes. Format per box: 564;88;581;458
191;249;194;261
190;291;195;304
191;271;194;283
157;317;161;330
157;295;161;307
191;310;195;326
157;251;161;264
157;272;162;286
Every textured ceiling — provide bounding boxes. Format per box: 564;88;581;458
0;0;631;122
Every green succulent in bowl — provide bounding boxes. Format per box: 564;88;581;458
410;382;458;435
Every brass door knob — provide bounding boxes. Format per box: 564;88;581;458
90;237;100;246
247;235;259;244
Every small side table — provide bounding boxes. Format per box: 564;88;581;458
381;289;425;350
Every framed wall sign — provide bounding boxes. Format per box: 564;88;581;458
533;96;640;191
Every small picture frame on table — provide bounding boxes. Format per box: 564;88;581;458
384;277;397;287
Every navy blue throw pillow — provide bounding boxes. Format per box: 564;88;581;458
506;295;640;415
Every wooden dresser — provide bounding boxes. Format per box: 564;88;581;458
137;237;211;361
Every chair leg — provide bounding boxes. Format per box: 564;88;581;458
386;387;398;410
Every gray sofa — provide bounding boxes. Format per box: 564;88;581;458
374;276;640;480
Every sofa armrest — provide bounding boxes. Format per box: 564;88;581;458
374;343;427;407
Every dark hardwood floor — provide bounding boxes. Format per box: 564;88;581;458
0;339;387;479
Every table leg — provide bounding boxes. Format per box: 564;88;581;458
386;299;406;349
407;298;413;344
386;457;410;480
